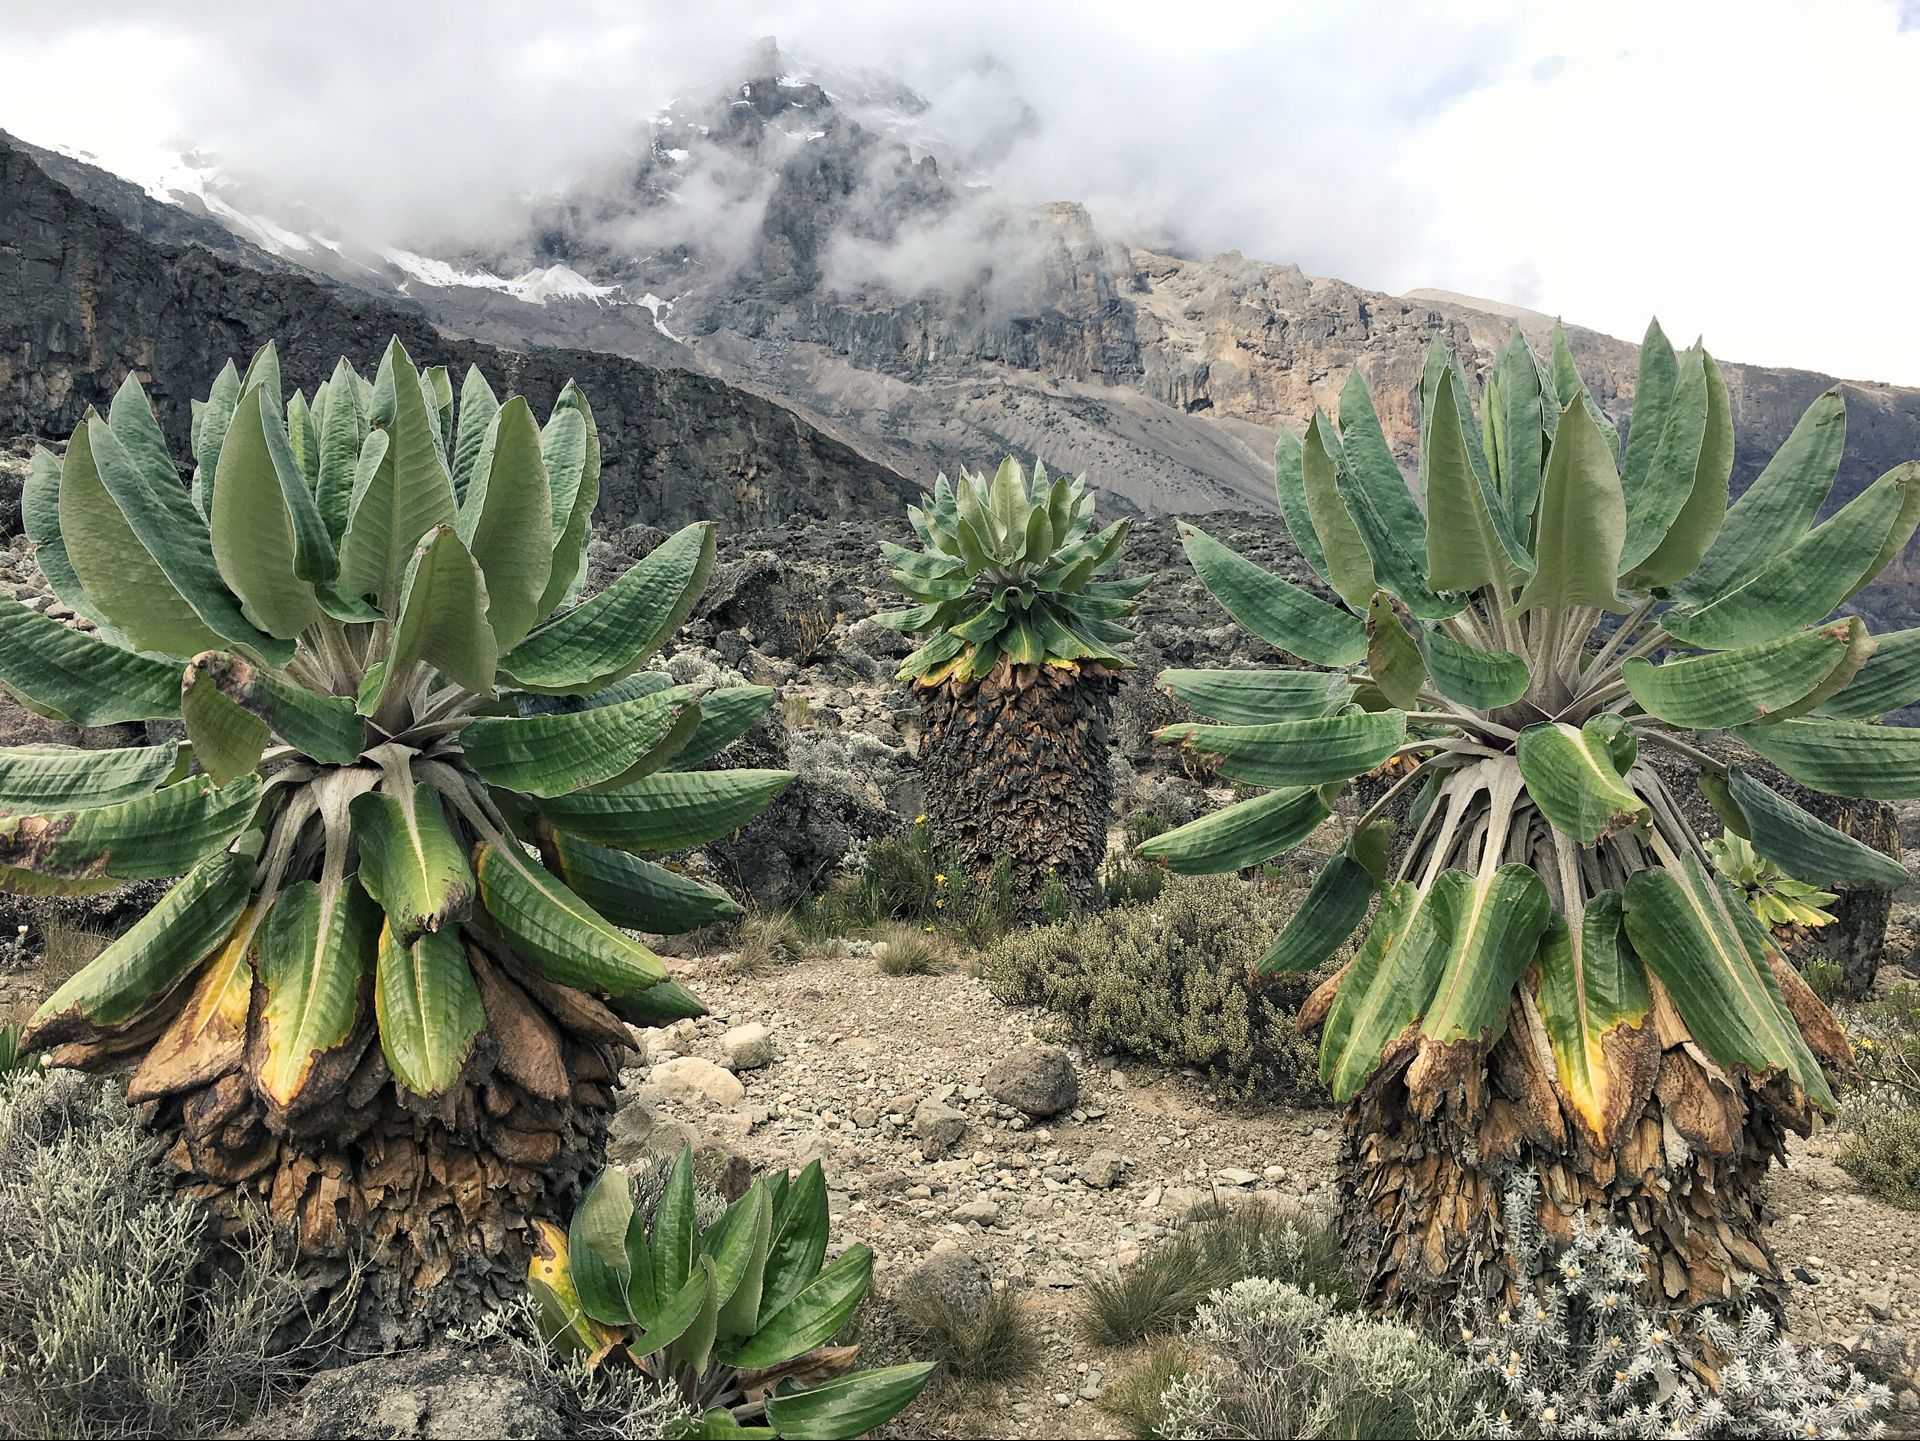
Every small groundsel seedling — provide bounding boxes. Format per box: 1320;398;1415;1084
1079;1200;1350;1347
532;1148;933;1438
893;1276;1040;1383
1463;1173;1892;1438
1707;829;1839;940
1151;1278;1486;1440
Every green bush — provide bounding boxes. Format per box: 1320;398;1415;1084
983;874;1326;1100
802;820;1016;946
894;1279;1040;1383
1839;1105;1920;1209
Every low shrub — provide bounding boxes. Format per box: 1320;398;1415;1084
1080;1200;1350;1347
801;820;1017;946
1149;1278;1485;1440
894;1278;1040;1383
874;923;948;977
1101;1341;1201;1439
0;1071;324;1439
983;873;1326;1100
1838;1104;1920;1209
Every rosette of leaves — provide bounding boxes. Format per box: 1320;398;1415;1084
1149;322;1918;1315
1707;830;1839;939
876;459;1147;917
533;1150;933;1438
8;339;790;1328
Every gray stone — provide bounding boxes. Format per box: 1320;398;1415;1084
952;1197;1003;1226
1080;1149;1129;1189
269;1348;563;1439
984;1045;1079;1119
720;1022;775;1070
913;1098;967;1150
647;1056;746;1107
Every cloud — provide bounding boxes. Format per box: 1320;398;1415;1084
1;0;1917;382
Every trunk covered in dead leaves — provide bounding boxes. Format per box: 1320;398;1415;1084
1336;966;1845;1323
76;951;633;1349
917;660;1118;922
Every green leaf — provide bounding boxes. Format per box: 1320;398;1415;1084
1623;857;1832;1109
473;840;669;996
568;1168;635;1327
544;834;743;933
1662;465;1912;649
462;686;700;797
190;361;241;508
721;1243;873;1370
1320;880;1450;1101
1623;348;1730;589
374;922;483;1098
240;341;282;412
762;1365;936;1441
1414;626;1529;710
665;1257;721;1377
1673;388;1845;606
1617;328;1694;570
456;396;555;649
534;770;794;855
23;446;114;637
1424;371;1527;596
182;654;364;764
180;657;269;785
451;365;501;499
372;527;498;705
651;1148;700;1291
712;1185;775;1340
352;783;475;945
665;686;778;770
1158;709;1406;789
1623;623;1863;729
315;358;369;542
254;875;379;1108
759;1162;831;1321
338;339;458;608
1364;593;1426;709
1489;331;1547;533
1721;765;1909;890
0;594;181;725
1417;864;1551;1046
286;390;319;487
0;773;260;881
1513;395;1627;614
535;386;601;617
0;744;181;811
1273;428;1332;586
1549;325;1620;459
1156;668;1353;726
1516;720;1648;844
501;522;716;695
1177;523;1365;668
1535;892;1654;1149
210;390;328;636
106;375;181;498
1255;849;1375;976
1735;716;1920;799
1300;413;1374;608
1136;785;1329;875
1335;373;1455;618
26;851;250;1039
1818;627;1920;720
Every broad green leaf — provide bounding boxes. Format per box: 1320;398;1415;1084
26;851;250;1039
0;743;180;811
1662;466;1908;649
651;1148;701;1290
1320;880;1449;1101
374;922;483;1098
568;1168;635;1327
254;876;378;1108
351;783;474;944
1158;709;1406;789
239;341;282;411
1424;372;1527;595
338;339;457;608
1300;413;1374;608
1513;395;1627;614
0;593;180;725
23;446;114;636
181;657;269;785
545;834;743;933
371;527;498;707
316;358;369;542
762;1365;936;1441
1623;624;1862;729
286;390;319;487
451;365;501;497
1736;716;1920;799
1673;388;1844;605
534;770;793;855
1535;892;1655;1149
665;686;778;770
1335;372;1456;617
1516;720;1647;844
1489;330;1547;532
1549;325;1620;459
712;1185;775;1339
1157;668;1353;726
1818;627;1920;720
1721;765;1909;890
722;1243;873;1370
191;360;241;508
1417;863;1551;1047
1136;785;1329;874
1623;857;1832;1109
472;839;668;996
0;773;260;881
463;686;700;797
1255;849;1375;975
760;1162;830;1321
211;389;332;634
1364;592;1426;709
1617;329;1696;571
1625;348;1731;589
527;1222;623;1362
1854;462;1920;604
1177;523;1365;668
106;375;182;497
456;397;555;649
1414;625;1529;710
1273;428;1331;585
1743;616;1871;723
181;653;363;764
535;386;601;616
665;1257;721;1376
609;978;706;1027
502;522;716;695
127;903;258;1102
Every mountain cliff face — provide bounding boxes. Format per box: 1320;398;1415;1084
0;137;918;533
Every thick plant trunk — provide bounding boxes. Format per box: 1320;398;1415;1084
1812;800;1900;998
70;953;633;1350
1337;980;1835;1323
917;660;1117;923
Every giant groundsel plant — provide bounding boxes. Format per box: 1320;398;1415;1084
8;339;790;1325
1148;322;1920;1313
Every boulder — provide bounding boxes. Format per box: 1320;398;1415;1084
719;1022;774;1071
268;1348;563;1440
912;1097;966;1151
646;1056;746;1107
984;1045;1079;1119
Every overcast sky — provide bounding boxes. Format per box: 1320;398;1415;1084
4;0;1917;384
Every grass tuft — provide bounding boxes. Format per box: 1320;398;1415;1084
874;923;948;977
1100;1340;1200;1439
895;1278;1041;1383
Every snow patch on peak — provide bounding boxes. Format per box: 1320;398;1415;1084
510;264;619;303
379;250;620;306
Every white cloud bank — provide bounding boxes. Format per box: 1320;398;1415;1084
2;0;1916;382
